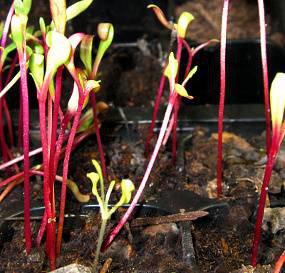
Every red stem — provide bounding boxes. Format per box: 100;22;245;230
90;92;107;179
18;50;32;254
38;100;56;270
145;73;167;155
56;97;85;255
102;94;177;251
257;0;271;153
171;37;183;163
251;149;276;266
217;0;229;198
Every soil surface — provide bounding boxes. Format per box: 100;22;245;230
0;125;284;272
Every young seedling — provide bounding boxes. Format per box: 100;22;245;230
87;159;135;271
101;49;197;250
146;5;216;162
217;0;270;197
10;0;32;254
251;73;285;267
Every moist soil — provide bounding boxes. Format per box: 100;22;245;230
0;125;284;273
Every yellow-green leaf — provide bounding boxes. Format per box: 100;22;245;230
177;12;194;38
164;52;178;87
29;53;44;90
50;0;66;34
66;0;93;21
120;179;135;204
80;35;94;75
182;66;198;86
270;73;285;132
175;83;193;99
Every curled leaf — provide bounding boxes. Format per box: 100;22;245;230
120;179;135;204
147;4;173;30
66;0;93;21
177;12;194;38
174;83;193;99
45;31;71;77
67;179;90;202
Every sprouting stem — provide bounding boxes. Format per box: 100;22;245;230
93;219;107;272
217;0;229;198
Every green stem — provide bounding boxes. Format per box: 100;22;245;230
93;218;107;272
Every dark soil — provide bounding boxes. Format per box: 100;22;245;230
0;125;284;272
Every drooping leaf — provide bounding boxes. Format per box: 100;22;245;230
66;0;93;21
147;4;173;30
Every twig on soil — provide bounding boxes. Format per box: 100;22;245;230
99;258;112;273
130;210;208;227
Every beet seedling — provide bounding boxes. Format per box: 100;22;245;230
251;73;285;266
87;159;135;271
217;0;270;197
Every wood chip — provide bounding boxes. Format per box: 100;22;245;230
99;258;112;273
131;210;208;227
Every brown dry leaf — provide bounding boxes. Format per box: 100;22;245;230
211;132;254;153
220;238;229;255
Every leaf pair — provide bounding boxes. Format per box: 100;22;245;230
164;52;196;99
87;159;135;221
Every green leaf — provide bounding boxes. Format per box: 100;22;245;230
45;31;71;77
29;53;44;90
66;0;93;21
0;22;4;40
108;179;135;217
93;23;114;74
177;12;194;38
80;35;94;75
120;179;135;204
11;14;28;51
87;172;104;211
50;0;67;34
14;0;32;16
39;17;46;35
0;43;17;65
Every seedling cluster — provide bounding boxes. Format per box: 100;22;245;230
0;0;284;272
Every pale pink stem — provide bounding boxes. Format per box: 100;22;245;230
217;0;229;198
0;4;14;49
102;94;177;251
257;0;271;153
163;113;174;145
